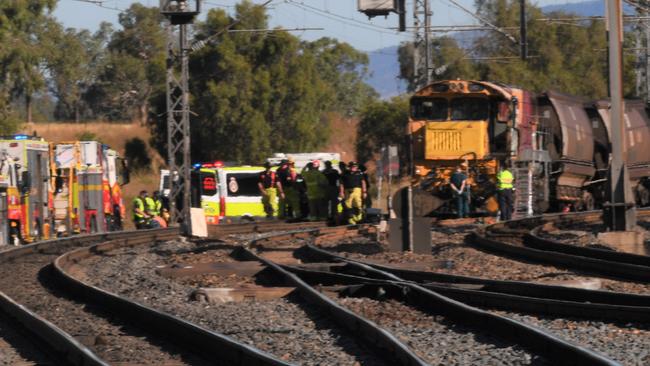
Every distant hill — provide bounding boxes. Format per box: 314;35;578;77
365;45;408;99
365;0;635;99
541;0;634;16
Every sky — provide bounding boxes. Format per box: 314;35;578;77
53;0;585;52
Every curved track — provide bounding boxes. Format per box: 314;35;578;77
56;223;624;365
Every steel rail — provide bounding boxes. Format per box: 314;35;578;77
472;209;650;281
54;231;290;366
0;221;316;366
247;231;620;366
55;224;422;365
0;229;175;365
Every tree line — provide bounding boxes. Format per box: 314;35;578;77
0;1;375;163
1;0;642;167
360;0;643;172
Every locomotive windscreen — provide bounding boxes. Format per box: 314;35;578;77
411;97;448;121
450;98;489;121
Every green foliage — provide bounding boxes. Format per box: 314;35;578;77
48;23;113;122
399;0;637;100
150;1;375;164
0;0;56;122
86;4;166;122
124;137;151;172
77;131;100;142
356;97;409;167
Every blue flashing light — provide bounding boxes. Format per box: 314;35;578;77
193;163;202;169
14;135;28;140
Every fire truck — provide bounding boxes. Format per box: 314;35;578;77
0;135;51;244
50;141;128;235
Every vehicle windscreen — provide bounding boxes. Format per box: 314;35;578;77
450;98;489;121
410;98;448;121
226;173;261;197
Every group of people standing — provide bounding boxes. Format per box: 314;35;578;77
258;157;369;224
133;190;168;229
450;162;514;221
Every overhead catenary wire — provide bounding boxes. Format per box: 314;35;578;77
69;0;123;11
283;0;409;39
441;0;518;44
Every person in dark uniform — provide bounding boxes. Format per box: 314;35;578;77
322;161;340;223
450;165;469;218
275;159;290;219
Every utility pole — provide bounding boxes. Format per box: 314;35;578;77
160;0;200;234
413;0;432;88
604;0;636;231
646;13;650;104
520;0;527;60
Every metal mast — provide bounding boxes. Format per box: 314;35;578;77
161;0;200;233
605;0;636;231
413;0;432;88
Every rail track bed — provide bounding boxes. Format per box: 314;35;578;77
76;235;393;365
0;232;211;365
492;310;650;365
335;296;547;365
331;231;650;294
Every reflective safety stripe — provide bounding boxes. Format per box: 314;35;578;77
497;170;514;189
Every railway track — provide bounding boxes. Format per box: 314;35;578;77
0;222;329;365
59;222;623;365
8;212;649;365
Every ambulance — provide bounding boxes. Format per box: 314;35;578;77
161;162;267;224
0;135;51;243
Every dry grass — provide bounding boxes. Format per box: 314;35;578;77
22;122;164;230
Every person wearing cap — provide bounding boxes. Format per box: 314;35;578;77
276;159;290;218
323;161;341;222
133;190;150;229
450;165;469;218
302;160;328;220
281;156;300;219
339;161;366;224
258;162;280;218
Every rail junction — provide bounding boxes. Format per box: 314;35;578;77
0;212;648;365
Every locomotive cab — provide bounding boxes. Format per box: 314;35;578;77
406;80;539;216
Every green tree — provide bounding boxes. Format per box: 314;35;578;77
87;4;166;123
356;97;409;167
150;1;375;164
399;37;479;92
0;0;56;126
48;24;113;122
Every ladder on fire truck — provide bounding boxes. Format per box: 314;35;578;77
512;132;551;219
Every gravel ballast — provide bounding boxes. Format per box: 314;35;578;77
81;239;389;366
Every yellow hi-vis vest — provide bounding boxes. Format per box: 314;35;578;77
497;170;514;189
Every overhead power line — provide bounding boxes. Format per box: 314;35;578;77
442;0;518;44
69;0;122;11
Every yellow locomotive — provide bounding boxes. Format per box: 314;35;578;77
405;79;650;217
406;80;539;216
